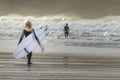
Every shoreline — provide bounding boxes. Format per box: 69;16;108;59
0;52;120;80
0;40;120;58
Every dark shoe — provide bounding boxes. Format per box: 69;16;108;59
28;62;33;65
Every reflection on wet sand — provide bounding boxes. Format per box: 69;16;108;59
0;53;120;80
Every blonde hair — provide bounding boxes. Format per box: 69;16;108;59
24;21;32;32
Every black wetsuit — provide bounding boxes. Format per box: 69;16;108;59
64;25;69;38
18;30;32;64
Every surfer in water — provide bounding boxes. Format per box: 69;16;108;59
64;23;70;38
18;21;33;65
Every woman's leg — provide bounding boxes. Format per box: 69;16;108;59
27;52;32;64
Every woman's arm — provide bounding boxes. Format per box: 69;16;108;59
18;30;24;45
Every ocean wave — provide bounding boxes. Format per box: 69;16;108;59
0;16;120;48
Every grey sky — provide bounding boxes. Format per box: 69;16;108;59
0;0;120;19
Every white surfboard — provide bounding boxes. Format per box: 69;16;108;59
13;26;49;59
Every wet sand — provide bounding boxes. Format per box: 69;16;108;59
0;53;120;80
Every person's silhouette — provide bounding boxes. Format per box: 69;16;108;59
64;23;70;38
18;21;33;65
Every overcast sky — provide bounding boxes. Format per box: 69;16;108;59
0;0;120;19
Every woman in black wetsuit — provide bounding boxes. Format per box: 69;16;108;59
18;21;33;65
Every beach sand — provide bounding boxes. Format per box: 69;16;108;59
0;52;120;80
0;40;120;80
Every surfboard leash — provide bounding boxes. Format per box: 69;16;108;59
40;44;44;52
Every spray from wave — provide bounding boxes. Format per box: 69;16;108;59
1;16;120;48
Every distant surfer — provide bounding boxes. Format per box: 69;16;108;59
18;21;33;65
64;23;70;38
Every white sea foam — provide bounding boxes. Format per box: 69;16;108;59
0;16;120;48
